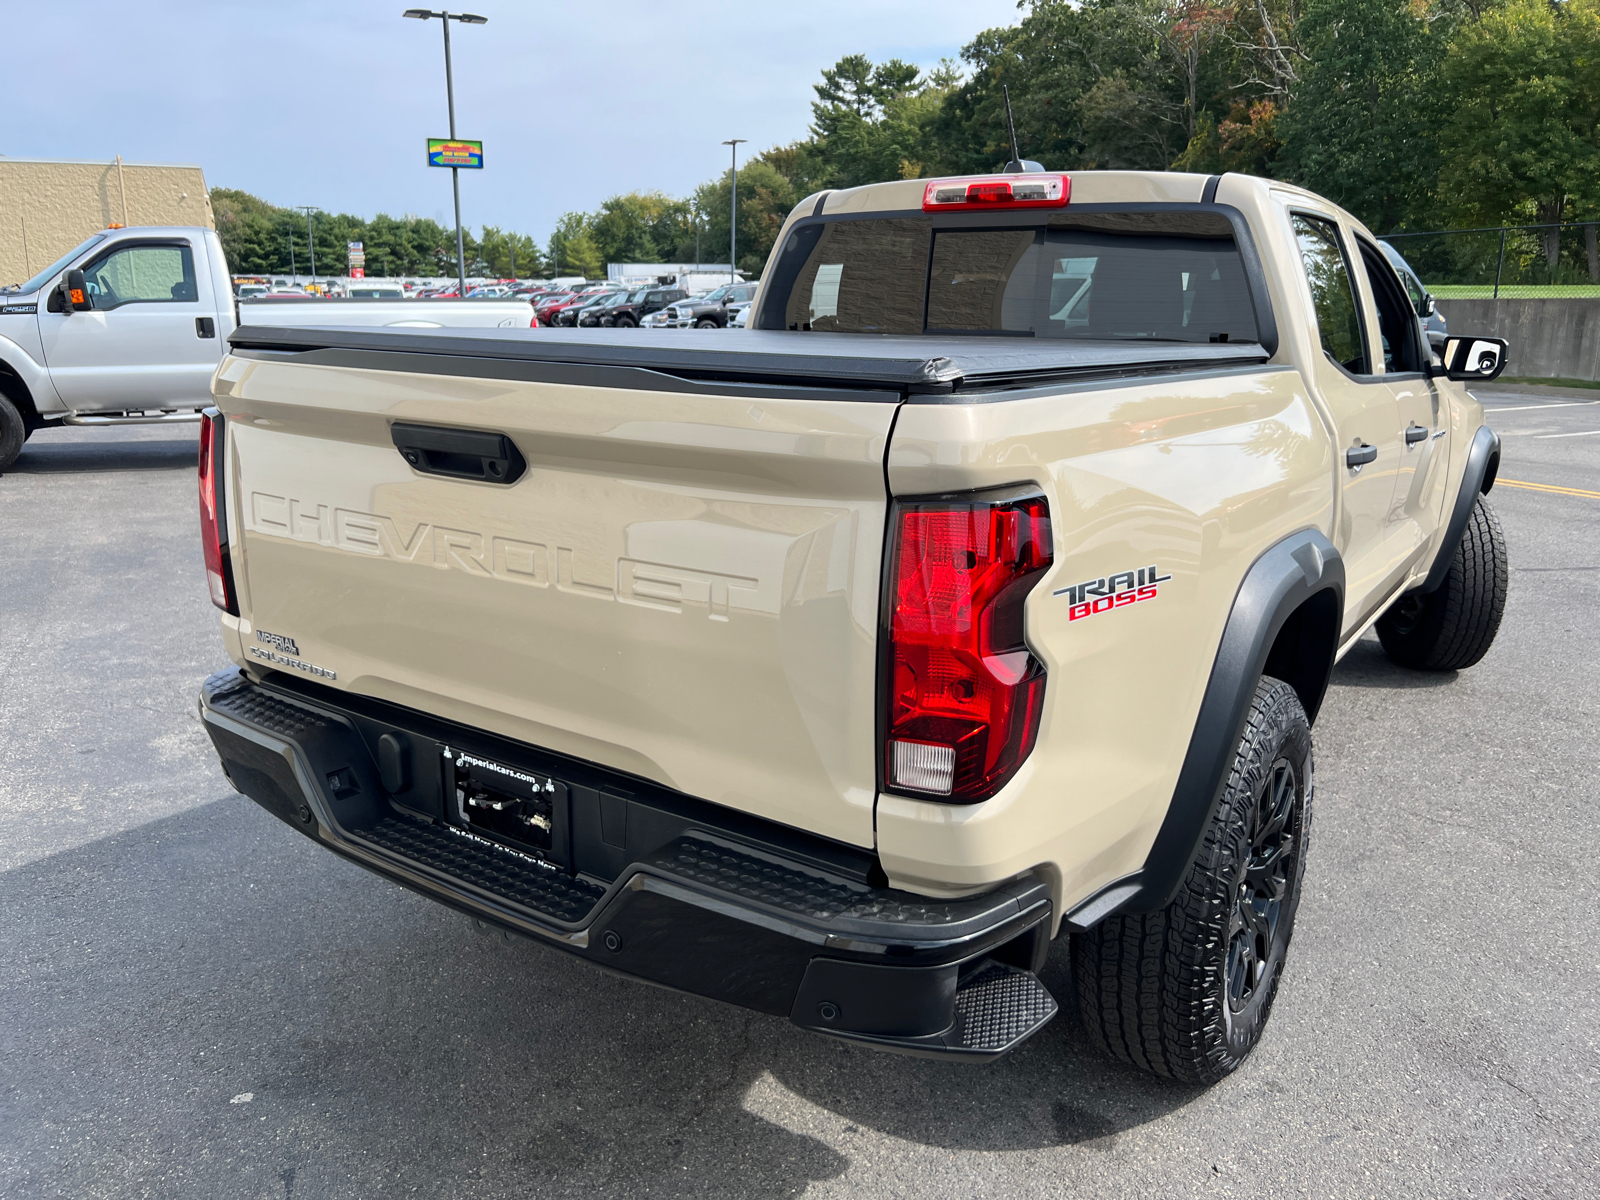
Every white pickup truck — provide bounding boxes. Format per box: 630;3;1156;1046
0;225;537;470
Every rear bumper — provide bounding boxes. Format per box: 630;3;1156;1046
199;668;1057;1060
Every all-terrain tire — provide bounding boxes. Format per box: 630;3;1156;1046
0;394;25;472
1377;496;1507;671
1072;675;1313;1085
615;316;636;329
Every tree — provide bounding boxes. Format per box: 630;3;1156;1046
546;212;603;279
479;226;545;278
800;53;963;188
1437;0;1600;265
1277;0;1450;233
695;160;798;274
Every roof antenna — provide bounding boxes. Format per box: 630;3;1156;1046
1001;85;1044;174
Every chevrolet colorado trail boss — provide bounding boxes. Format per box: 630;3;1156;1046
197;170;1508;1083
0;225;535;471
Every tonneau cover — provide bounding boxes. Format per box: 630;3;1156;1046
227;325;1270;394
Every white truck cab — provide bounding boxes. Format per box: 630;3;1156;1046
1;226;234;437
0;226;542;469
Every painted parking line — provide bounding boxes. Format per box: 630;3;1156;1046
1535;429;1600;439
1474;399;1600;413
1496;478;1600;499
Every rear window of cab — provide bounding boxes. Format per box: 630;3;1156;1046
768;210;1263;345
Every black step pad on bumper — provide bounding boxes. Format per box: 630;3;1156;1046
200;667;1057;1061
358;813;606;924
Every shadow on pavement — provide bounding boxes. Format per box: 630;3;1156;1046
5;436;197;474
0;796;1201;1198
1328;637;1459;690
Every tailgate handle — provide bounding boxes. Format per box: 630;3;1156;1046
391;422;526;484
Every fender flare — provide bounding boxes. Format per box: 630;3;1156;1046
1420;425;1500;594
1065;528;1344;929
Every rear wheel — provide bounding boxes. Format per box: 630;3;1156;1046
1072;675;1312;1084
1377;496;1507;671
0;394;25;471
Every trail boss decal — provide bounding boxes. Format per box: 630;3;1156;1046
1054;565;1172;622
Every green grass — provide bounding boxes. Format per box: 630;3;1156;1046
1430;284;1600;299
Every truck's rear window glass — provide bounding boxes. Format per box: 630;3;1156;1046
783;218;929;334
774;211;1261;343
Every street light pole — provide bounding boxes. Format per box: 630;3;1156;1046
722;139;746;285
404;9;487;299
297;206;317;286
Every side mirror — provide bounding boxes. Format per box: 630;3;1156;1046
64;269;89;312
1440;335;1508;382
1422;294;1437;317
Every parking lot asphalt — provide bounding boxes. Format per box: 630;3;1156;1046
1;387;1596;1200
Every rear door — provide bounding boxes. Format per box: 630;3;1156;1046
1352;235;1452;567
38;234;222;411
1288;212;1411;632
220;355;897;848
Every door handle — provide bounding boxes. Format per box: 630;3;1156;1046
195;317;216;339
1346;443;1378;469
1404;424;1428;445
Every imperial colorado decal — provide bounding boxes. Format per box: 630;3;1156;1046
1054;565;1172;622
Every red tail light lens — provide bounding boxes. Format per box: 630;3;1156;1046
922;173;1070;211
885;493;1051;802
198;408;237;615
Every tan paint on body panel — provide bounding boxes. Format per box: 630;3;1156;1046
215;356;895;849
877;368;1333;903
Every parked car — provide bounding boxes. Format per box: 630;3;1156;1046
552;291;618;327
1379;240;1448;348
532;292;575;324
730;303;751;329
662;283;757;329
578;290;633;327
606;285;688;328
236;283;272;300
346;282;408;299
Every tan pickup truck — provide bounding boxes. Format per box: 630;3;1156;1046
196;170;1508;1083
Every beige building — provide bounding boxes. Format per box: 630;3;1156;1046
0;157;214;288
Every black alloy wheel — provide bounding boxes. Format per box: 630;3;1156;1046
1226;755;1300;1018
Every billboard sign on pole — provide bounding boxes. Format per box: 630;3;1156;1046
428;139;484;169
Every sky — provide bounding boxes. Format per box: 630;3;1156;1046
0;0;1024;239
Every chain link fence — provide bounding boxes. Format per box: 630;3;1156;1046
1384;223;1600;299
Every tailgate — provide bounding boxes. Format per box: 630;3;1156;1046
214;351;896;849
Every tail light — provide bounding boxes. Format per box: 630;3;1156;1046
198;408;237;615
922;173;1070;212
884;492;1051;802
